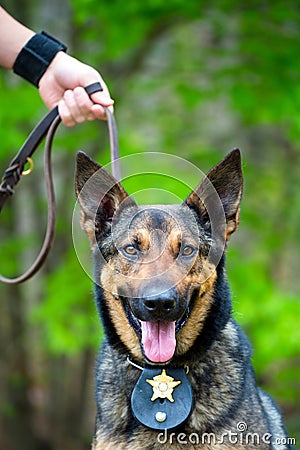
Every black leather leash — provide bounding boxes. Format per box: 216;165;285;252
0;82;120;284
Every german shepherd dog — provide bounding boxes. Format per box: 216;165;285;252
75;149;293;449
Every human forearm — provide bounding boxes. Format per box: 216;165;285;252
0;6;114;124
0;6;34;69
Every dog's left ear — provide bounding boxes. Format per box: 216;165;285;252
185;149;243;240
75;151;136;247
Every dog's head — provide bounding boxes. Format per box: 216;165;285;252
75;150;243;365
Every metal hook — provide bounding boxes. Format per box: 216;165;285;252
22;157;34;176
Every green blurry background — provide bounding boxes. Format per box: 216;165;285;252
0;1;299;448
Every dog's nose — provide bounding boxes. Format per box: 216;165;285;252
142;288;177;316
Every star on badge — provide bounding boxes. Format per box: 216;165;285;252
146;369;181;403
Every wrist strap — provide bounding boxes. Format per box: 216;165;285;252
13;31;67;87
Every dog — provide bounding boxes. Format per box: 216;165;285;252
75;149;294;449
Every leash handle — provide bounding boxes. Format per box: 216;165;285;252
0;82;120;284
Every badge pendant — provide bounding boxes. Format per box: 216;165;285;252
131;367;193;430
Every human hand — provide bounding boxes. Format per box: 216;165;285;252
38;52;114;126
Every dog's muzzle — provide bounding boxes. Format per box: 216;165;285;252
132;286;179;322
119;283;190;364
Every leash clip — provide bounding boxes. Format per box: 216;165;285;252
21;157;34;176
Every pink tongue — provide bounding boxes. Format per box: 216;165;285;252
141;321;176;363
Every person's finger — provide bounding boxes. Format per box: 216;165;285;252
73;86;114;120
91;103;114;120
90;90;114;107
58;99;76;127
73;86;95;118
58;84;115;125
63;89;85;123
89;83;114;119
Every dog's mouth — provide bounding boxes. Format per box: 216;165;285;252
120;296;192;364
142;321;176;363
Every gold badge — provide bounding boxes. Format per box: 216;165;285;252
146;369;181;403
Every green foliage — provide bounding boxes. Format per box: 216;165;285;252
31;251;101;355
72;0;203;60
229;254;300;407
230;256;300;361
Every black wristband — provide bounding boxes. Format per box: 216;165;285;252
13;31;67;87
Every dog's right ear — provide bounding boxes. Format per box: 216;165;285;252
75;151;135;246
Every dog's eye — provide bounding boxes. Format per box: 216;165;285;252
181;245;196;257
122;245;138;256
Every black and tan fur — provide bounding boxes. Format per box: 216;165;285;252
75;149;293;449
